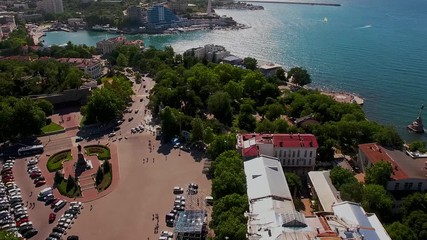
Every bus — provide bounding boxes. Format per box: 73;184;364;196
17;145;44;156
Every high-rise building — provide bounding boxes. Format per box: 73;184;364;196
167;0;188;15
37;0;64;14
127;6;144;24
147;4;179;27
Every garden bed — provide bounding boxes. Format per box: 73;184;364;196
57;179;81;198
41;122;64;134
96;170;112;192
47;150;72;172
84;145;111;160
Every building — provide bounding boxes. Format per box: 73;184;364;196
330;202;391;240
37;0;63;14
259;63;282;77
308;171;341;212
237;133;318;175
358;143;427;192
244;156;318;240
222;55;243;65
147;4;179;28
127;5;144;24
57;58;103;79
96;35;144;55
184;44;231;63
174;210;206;240
0;14;16;38
168;0;188;14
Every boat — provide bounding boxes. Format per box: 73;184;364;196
407;104;425;133
324;17;328;22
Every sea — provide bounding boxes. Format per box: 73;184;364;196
42;0;427;142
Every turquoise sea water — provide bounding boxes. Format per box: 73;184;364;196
43;0;427;141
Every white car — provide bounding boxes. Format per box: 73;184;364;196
161;231;174;238
108;132;116;137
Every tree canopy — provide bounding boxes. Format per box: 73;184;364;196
365;161;393;187
287;67;311;86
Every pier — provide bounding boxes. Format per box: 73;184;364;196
240;1;341;7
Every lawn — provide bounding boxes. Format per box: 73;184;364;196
41;122;64;134
97;170;112;192
47;150;72;172
84;145;111;160
57;179;81;198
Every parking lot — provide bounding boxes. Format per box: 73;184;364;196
65;133;212;240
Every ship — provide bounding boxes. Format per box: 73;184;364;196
407;104;425;133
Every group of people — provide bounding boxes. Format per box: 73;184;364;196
152;213;159;234
25;201;36;209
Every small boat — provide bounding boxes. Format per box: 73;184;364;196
324;17;328;22
407;104;425;133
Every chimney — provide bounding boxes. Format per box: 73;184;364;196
316;227;320;234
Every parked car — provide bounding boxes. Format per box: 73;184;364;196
49;213;56;223
173;187;184;194
75;136;84;142
54;201;67;212
128;117;134;122
35;180;46;187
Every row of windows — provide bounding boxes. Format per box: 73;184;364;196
275;149;314;158
280;158;312;166
394;182;423;190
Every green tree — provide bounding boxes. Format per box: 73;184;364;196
362;184;393;220
207;91;232;125
330;166;357;189
285;173;302;197
66;175;76;192
0;230;20;240
64;68;83;89
11;97;46;137
386;222;417;240
116;53;129;67
287;67;311;86
404;211;427;240
103;159;111;173
365;161;393;187
36;99;54;116
211;193;248;229
207;134;237;160
265;103;285;121
243;57;257;70
409;140;427;153
95;166;104;185
81;88;124;124
203;127;215;144
159;107;180;140
213;216;247;240
191;118;204;142
401;192;427;218
276;67;286;81
237;112;256;132
54;171;64;186
373;126;403;149
339;181;363;202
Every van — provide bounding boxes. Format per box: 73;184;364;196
205;196;214;205
38;187;52;197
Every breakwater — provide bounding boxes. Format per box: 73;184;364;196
240;1;340;6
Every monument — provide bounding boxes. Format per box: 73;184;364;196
407;105;425;133
75;144;90;177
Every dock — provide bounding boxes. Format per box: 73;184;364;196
240;1;341;7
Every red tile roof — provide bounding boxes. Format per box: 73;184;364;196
238;133;318;157
358;143;408;180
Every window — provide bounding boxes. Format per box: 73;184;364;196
275;151;278;157
304;150;307;157
292;151;295;158
418;182;422;190
394;183;400;190
309;159;311;165
309;151;313;157
284;151;286;157
297;150;300;157
287;159;290;165
303;159;306;166
408;183;413;189
404;182;410;190
292;159;295;165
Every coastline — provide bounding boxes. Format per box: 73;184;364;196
27;23;52;46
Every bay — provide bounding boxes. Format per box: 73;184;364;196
42;0;427;141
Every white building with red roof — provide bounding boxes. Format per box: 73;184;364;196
358;143;427;192
96;35;144;55
237;133;318;174
57;58;103;79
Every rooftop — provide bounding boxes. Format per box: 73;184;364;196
259;63;282;70
331;201;391;240
244;155;292;201
308;171;341;212
174;210;206;233
359;143;427;180
238;133;318;157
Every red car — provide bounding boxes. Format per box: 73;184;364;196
35;180;46;187
16;218;29;226
49;213;56;224
1;169;12;175
30;173;41;179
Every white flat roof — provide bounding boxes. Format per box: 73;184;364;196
244;156;292;201
332;202;391;240
308;171;340;211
